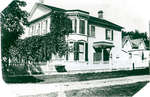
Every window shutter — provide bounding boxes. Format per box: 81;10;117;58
83;21;85;34
111;30;113;40
74;42;79;60
106;29;108;40
66;44;68;60
85;43;88;61
87;23;89;36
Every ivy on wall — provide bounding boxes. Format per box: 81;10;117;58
9;11;72;64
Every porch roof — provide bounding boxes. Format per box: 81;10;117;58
93;41;115;48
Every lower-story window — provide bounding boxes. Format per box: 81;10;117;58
73;41;88;61
79;42;84;61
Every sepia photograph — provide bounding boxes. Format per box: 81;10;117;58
0;0;150;97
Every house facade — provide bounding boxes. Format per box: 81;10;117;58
25;3;124;73
122;36;150;69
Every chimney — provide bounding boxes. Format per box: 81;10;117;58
98;10;103;19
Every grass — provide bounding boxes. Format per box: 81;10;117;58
4;67;149;83
65;81;149;97
36;67;149;84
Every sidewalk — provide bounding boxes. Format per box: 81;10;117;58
8;75;150;97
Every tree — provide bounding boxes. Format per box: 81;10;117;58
1;0;28;72
9;11;72;68
49;11;72;56
122;30;148;40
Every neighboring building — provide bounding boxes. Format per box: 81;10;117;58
25;3;124;73
122;36;150;69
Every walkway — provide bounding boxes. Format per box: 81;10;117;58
7;75;150;97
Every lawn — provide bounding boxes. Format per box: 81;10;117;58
37;67;149;84
65;81;149;97
4;67;149;83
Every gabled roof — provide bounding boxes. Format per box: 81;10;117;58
123;36;147;49
29;3;123;31
88;16;123;31
66;9;89;14
130;39;144;48
38;3;66;12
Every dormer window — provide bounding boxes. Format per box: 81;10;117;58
106;29;113;41
79;20;85;34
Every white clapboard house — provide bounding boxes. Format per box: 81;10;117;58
25;3;124;73
122;36;150;69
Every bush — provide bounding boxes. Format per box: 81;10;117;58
55;65;67;72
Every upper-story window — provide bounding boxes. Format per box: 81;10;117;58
31;25;34;35
29;19;48;36
106;29;113;41
79;20;85;34
72;19;77;33
91;25;95;37
88;25;95;37
37;23;41;34
42;19;48;34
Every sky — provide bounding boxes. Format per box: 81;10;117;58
1;0;150;36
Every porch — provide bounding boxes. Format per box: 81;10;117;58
93;41;114;64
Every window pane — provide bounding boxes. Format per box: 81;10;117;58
72;19;77;33
42;20;48;34
91;25;95;36
79;43;84;52
93;52;101;61
106;29;113;40
79;53;84;61
79;20;85;34
37;23;40;34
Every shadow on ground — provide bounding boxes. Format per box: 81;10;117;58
65;81;149;97
3;75;44;83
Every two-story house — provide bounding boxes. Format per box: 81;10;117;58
25;3;123;73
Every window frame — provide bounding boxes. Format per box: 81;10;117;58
91;25;95;37
79;20;85;34
72;19;77;33
106;29;113;41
